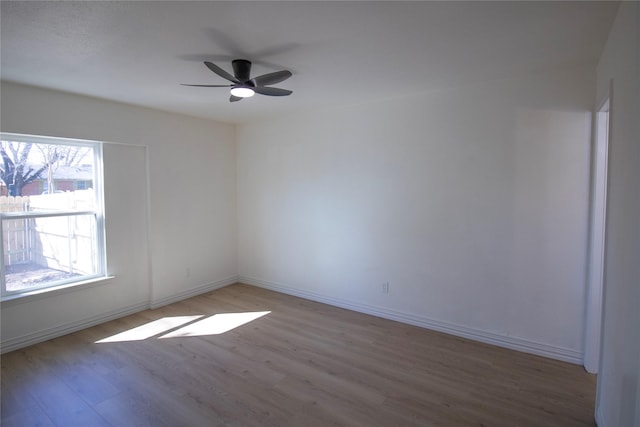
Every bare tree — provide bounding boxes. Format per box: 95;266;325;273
0;142;59;196
37;144;63;195
61;146;91;167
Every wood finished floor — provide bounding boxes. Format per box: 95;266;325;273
1;283;596;427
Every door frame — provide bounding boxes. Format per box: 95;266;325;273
584;87;611;374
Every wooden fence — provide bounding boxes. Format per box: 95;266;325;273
0;196;31;265
1;192;96;274
0;196;29;212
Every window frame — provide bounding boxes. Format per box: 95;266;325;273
0;133;107;300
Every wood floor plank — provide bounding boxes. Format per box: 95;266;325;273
1;406;56;427
25;372;111;426
0;361;41;419
1;283;596;426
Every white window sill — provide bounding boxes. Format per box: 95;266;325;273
1;275;115;306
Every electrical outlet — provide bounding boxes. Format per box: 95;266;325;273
382;282;389;294
186;267;191;278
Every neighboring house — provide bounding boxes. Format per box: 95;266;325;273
7;164;93;196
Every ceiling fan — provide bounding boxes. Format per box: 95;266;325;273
182;59;292;102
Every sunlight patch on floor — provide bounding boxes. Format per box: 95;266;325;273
95;311;271;343
95;315;203;343
160;311;271;338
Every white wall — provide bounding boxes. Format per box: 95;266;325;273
594;2;640;426
0;82;237;351
237;67;595;363
0;64;600;367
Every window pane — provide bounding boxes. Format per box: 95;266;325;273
3;214;98;293
0;140;94;203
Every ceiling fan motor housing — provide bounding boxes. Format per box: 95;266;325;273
232;59;253;84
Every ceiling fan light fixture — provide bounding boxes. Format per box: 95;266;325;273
230;86;255;98
183;60;292;102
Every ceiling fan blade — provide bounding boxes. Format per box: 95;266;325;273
204;61;239;83
253;86;292;97
251;70;292;87
181;84;232;87
230;95;243;103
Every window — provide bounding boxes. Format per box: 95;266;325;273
76;180;91;190
1;133;107;299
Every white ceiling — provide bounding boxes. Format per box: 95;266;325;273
1;1;619;124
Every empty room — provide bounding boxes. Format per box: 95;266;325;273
1;1;638;426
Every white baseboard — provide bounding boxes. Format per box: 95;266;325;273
1;301;148;354
2;275;583;366
149;275;238;309
1;276;239;354
239;275;584;365
595;407;603;426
